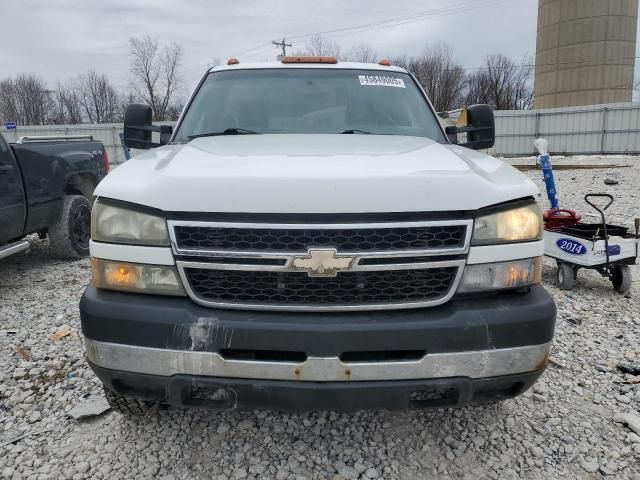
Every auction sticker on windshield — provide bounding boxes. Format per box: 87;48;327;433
358;75;405;88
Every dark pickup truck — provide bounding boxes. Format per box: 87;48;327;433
0;133;109;259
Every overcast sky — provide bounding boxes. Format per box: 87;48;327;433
1;0;638;97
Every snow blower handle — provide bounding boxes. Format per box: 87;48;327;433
584;193;614;214
585;193;614;277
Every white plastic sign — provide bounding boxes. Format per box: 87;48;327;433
358;75;405;88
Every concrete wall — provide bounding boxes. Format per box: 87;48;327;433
534;0;638;108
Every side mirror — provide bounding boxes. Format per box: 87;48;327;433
446;104;495;150
445;125;458;144
123;104;173;149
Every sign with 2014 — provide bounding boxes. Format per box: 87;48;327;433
556;238;587;256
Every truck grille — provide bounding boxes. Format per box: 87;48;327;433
170;219;471;311
184;267;458;307
173;224;467;253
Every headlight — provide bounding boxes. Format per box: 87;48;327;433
472;203;543;245
92;200;169;246
457;258;542;293
91;258;185;296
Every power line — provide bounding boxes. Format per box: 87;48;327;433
182;0;640;76
185;0;513;71
228;43;275;60
286;0;509;41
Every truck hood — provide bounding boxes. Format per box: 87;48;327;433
96;134;539;213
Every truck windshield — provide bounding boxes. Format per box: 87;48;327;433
173;68;446;143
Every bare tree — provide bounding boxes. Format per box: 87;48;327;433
77;71;122;123
0;79;20;123
165;98;185;121
51;81;84;124
0;74;53;125
129;35;183;121
305;35;341;58
344;44;378;63
119;90;139;118
465;54;533;110
394;44;466;112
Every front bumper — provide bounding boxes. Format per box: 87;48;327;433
89;363;545;411
80;285;556;411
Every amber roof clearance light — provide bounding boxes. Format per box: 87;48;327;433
378;59;392;66
281;56;338;64
227;58;240;65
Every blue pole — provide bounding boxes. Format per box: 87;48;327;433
539;153;559;209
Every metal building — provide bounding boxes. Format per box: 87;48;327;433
534;0;639;108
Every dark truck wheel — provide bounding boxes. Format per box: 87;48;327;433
103;388;157;416
49;195;91;259
611;265;632;294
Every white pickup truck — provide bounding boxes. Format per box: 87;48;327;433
80;57;555;414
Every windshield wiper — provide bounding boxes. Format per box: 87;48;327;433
188;128;260;139
339;129;373;134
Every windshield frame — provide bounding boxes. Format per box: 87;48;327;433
170;67;449;144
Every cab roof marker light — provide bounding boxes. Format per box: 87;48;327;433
227;58;240;65
281;56;338;64
378;59;392;66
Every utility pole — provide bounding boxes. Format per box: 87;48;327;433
272;38;292;57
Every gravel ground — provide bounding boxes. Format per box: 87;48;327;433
1;156;640;480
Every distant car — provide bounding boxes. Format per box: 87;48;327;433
0;133;109;259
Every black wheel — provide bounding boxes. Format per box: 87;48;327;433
48;195;91;259
103;387;157;416
611;265;632;294
557;263;575;290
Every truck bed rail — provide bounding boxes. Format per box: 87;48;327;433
15;135;94;144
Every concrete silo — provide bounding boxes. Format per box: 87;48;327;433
534;0;638;108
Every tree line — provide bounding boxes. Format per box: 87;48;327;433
300;36;534;112
0;35;183;126
0;35;532;126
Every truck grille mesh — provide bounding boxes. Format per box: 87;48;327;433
184;267;458;307
174;225;467;252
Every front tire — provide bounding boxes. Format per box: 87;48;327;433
48;195;91;259
103;388;157;416
611;265;632;294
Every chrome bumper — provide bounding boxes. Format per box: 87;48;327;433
85;338;551;382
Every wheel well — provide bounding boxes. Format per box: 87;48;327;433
65;173;97;199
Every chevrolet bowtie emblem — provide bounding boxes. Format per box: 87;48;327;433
290;248;355;277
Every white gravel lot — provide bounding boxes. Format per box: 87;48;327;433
1;156;640;480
